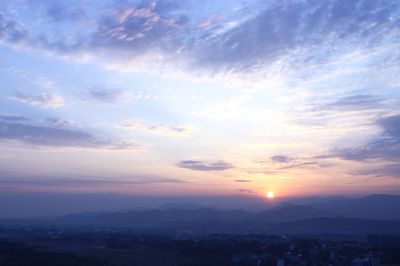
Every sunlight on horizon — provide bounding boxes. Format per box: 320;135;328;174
267;191;275;199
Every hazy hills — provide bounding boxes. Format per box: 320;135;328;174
269;217;400;234
2;194;400;234
309;194;400;219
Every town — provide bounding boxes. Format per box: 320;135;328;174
1;226;399;265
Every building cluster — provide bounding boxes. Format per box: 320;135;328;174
1;226;400;266
231;235;400;266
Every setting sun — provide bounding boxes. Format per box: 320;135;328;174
267;191;275;199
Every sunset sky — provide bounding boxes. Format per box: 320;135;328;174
1;0;400;213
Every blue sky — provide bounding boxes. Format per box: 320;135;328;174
1;0;400;211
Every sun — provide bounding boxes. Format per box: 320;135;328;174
266;191;275;199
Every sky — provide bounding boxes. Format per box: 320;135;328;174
1;0;400;215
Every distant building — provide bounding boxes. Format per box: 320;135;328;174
351;254;381;266
367;235;400;247
276;258;285;266
232;253;272;264
329;250;336;261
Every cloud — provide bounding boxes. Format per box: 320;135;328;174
292;94;396;128
44;2;86;23
88;1;188;59
322;95;386;111
104;141;141;151
147;124;187;134
83;88;138;104
0;114;30;122
379;114;400;142
0;121;139;150
0;12;29;44
0;174;185;188
188;0;400;72
2;0;398;75
333;114;400;161
46;118;76;127
34;76;55;89
12;91;64;108
234;179;251;183
239;189;255;194
120;121;189;135
353;164;400;178
271;155;290;163
95;4;162;42
177;160;233;171
1;115;76;128
258;155;333;170
280;161;320;169
320;114;400;178
2;2;186;65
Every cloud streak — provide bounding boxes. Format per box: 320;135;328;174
82;88;140;104
354;164;400;178
333;114;400;161
0;114;30;122
0;121;139;150
177;160;233;171
12;91;64;108
323;95;386;111
0;174;185;188
120;121;189;135
234;179;251;183
271;155;290;163
239;189;255;194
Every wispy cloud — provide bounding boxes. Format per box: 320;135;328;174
257;155;332;171
280;161;320;170
332;114;400;161
239;189;255;194
177;160;233;171
0;114;30;122
354;164;400;178
34;76;55;89
120;121;189;135
83;88;138;104
0;121;139;150
2;0;398;75
46;118;76;127
323;95;386;111
0;175;185;188
234;179;251;183
44;1;86;23
271;155;290;163
12;91;64;108
1;115;76;128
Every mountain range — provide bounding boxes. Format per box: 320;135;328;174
2;194;400;234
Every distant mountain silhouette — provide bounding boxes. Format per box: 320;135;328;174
156;203;218;210
258;204;331;222
309;194;400;219
3;194;400;234
269;217;400;234
59;208;250;228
